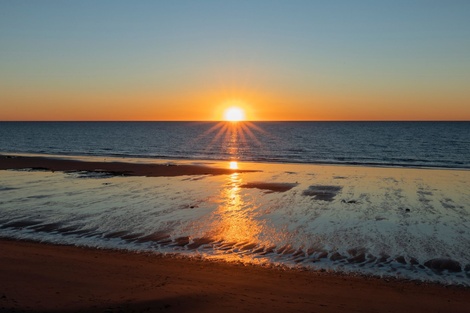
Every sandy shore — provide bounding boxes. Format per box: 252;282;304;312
1;239;468;313
1;154;470;312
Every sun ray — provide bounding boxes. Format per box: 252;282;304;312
240;123;262;146
202;121;225;137
182;116;273;164
204;123;230;153
245;121;268;135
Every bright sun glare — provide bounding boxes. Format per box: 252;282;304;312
224;107;245;122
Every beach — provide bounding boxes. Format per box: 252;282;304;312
2;0;470;310
1;154;469;312
1;239;469;313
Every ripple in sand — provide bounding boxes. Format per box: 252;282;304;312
134;231;172;245
29;222;63;233
186;237;213;249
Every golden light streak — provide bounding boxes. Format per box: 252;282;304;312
211;173;269;249
188;121;272;162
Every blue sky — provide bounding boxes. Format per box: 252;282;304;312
1;1;469;120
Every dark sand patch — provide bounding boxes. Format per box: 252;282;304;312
424;258;462;273
302;185;342;201
240;182;298;193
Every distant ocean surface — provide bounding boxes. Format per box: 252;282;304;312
1;121;469;169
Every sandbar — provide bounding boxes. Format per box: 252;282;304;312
0;155;255;177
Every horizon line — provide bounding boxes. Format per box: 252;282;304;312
1;120;470;123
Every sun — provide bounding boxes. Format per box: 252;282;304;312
224;107;245;122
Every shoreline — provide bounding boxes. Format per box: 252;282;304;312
2;152;470;172
1;238;469;313
2;236;467;289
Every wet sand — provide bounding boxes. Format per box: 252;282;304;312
1;239;469;313
1;154;470;312
0;155;255;177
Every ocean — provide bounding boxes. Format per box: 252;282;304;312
1;122;469;286
1;121;469;169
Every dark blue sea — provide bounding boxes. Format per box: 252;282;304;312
1;121;469;169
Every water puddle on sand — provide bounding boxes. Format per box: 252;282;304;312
1;161;470;286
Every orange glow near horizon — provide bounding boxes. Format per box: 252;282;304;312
2;87;469;121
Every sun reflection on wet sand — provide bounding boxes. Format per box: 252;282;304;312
218;174;266;243
196;171;276;263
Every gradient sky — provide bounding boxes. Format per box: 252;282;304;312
1;1;469;121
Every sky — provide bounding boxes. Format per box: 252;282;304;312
1;0;469;121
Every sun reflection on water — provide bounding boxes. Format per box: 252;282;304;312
189;121;269;160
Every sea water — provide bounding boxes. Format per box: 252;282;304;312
1;121;469;169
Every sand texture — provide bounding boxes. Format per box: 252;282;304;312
1;239;469;313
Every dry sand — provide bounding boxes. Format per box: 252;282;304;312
1;239;469;313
